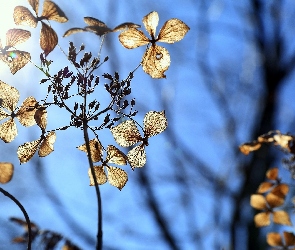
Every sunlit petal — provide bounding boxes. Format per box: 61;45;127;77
0;119;17;143
107;166;128;190
88;166;107;186
119;28;149;49
143;111;167;138
16;97;38;127
127;144;146;169
0;162;14;184
143;11;159;38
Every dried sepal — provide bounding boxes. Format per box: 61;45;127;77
34;107;47;130
254;212;271;227
257;182;274;193
266;167;279;180
88;166;107;186
267;232;283;247
28;0;39;15
13;6;38;27
113;22;141;32
271;184;289;199
250;194;267;210
142;11;159;38
157;18;190;43
41;1;68;23
77;138;103;163
0;29;31;74
16;97;38;127
38;131;56;157
0;81;19;111
0;51;31;74
110;120;142;147
144;111;167;137
0;119;17;143
40;22;58;56
6;29;31;47
106;145;127;165
63;28;86;37
17;139;40;164
106;166;128;190
85;26;112;36
273;211;292;225
284;231;295;246
127;144;146;169
0;162;14;184
142;44;170;78
84;17;107;27
239;141;261;155
119;28;149;49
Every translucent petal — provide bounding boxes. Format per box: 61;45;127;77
6;29;31;47
273;211;292;225
254;212;270;227
41;1;68;22
40;22;58;56
113;22;141;32
0;162;14;184
39;131;56;157
77;138;103;163
250;194;267;210
63;28;86;37
34;107;47;130
17;139;40;164
16;96;37;127
142;44;170;78
127;144;146;169
28;0;39;15
84;17;108;27
107;166;128;190
0;51;31;75
85;26;112;36
106;145;127;165
110;120;142;147
0;119;17;143
0;81;19;111
13;6;38;28
239;141;261;155
266;168;278;180
119;28;149;49
267;232;283;247
284;231;295;246
257;182;274;193
144;111;167;137
88;166;107;186
157;18;190;43
143;11;159;38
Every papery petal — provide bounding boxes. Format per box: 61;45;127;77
143;111;167;138
0;162;14;184
38;131;56;157
142;44;170;78
40;22;58;56
110;120;142;147
41;1;68;23
17;139;40;164
13;6;38;28
106;145;127;165
0;119;17;143
107;166;128;190
119;28;149;49
88;166;107;186
143;11;159;38
0;81;19;111
6;29;31;47
16;96;37;127
127;144;146;169
157;18;190;43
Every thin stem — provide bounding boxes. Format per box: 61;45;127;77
0;187;32;250
82;76;103;250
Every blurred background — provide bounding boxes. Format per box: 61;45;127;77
1;0;295;249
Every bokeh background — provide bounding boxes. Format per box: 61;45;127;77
1;0;295;249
